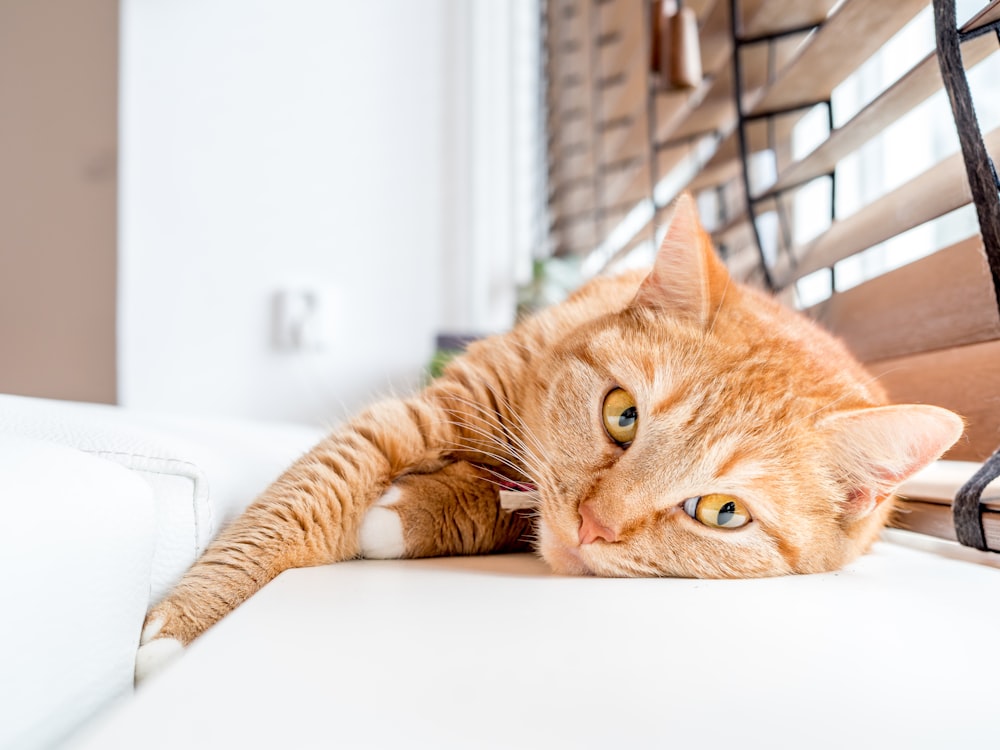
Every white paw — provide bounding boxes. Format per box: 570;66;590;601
135;637;184;684
359;485;406;559
140;616;164;645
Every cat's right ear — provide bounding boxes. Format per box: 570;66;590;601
818;404;965;521
632;192;731;326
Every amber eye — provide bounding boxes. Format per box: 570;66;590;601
602;388;638;446
682;494;751;529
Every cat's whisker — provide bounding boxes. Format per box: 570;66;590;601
437;429;538;482
441;389;547;470
435;412;534;467
437;384;538;452
482;385;549;465
436;404;544;479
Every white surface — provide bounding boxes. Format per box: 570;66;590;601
75;542;1000;749
0;435;155;750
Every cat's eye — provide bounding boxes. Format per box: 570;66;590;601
682;494;751;529
602;388;638;446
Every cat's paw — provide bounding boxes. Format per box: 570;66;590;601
134;616;184;684
359;485;406;559
359;463;531;559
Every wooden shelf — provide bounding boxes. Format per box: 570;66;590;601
892;500;1000;550
897;459;1000;507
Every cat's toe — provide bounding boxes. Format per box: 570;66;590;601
359;485;406;559
134;615;184;683
135;636;184;684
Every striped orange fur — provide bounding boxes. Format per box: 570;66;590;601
140;194;963;661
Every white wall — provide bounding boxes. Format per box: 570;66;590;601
120;0;541;425
120;0;458;424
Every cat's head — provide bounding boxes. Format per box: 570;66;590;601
524;194;963;577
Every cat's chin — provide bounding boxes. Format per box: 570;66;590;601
536;518;593;576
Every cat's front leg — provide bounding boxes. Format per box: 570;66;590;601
135;397;450;681
359;460;533;559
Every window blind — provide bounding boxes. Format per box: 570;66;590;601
543;0;1000;550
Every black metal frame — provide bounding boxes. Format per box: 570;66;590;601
933;0;1000;551
727;0;830;292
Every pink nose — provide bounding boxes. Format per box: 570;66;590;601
578;502;618;545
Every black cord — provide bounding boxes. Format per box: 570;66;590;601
953;446;1000;551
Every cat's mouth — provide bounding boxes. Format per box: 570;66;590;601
536;517;594;576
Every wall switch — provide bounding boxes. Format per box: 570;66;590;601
273;288;333;352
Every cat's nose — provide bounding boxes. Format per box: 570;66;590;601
578;502;618;545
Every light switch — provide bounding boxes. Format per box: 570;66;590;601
273;288;333;351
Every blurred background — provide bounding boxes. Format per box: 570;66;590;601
0;0;547;425
2;0;998;430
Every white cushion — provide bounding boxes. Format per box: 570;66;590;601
0;395;325;602
0;434;155;750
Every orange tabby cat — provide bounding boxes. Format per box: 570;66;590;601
136;194;962;678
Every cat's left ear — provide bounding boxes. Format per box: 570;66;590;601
632;192;731;326
818;404;964;520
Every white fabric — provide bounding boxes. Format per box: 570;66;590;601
0;394;325;602
0;435;155;750
0;395;327;749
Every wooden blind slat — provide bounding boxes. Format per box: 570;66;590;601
963;0;1000;34
751;0;928;116
688;133;740;191
550;219;599;255
603;0;798;169
547;0;599;255
871;338;1000;463
596;0;642;75
600;0;735;171
589;0;914;269
765;33;997;200
594;0;646;125
741;0;837;37
686;0;719;20
601;138;702;211
689;112;802;194
807;235;1000;362
691;33;997;264
789;125;1000;283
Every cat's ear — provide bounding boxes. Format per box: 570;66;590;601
632;192;731;326
819;404;964;520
